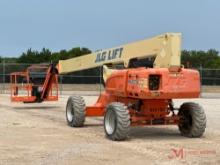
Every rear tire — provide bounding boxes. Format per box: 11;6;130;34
66;96;86;127
104;102;130;141
178;102;206;137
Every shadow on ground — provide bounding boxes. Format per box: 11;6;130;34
12;106;60;110
129;126;189;141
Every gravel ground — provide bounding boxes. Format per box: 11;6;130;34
0;93;219;165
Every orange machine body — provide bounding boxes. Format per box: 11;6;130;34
10;64;58;103
86;67;200;125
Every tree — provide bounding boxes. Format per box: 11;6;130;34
38;48;51;63
17;47;92;63
50;47;91;62
50;52;60;63
18;48;52;63
4;57;18;63
58;49;68;60
181;49;220;69
18;48;37;63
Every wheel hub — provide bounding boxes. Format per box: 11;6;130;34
105;110;116;135
67;104;74;122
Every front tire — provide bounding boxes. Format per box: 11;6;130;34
178;102;206;137
104;102;130;141
66;96;86;127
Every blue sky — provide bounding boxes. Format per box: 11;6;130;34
0;0;219;57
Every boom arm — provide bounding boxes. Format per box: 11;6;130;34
58;33;181;74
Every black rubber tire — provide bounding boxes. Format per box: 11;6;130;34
66;95;86;127
178;102;206;138
104;102;130;141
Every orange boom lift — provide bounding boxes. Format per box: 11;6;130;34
10;64;58;103
59;33;206;141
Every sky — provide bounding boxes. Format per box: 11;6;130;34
0;0;219;57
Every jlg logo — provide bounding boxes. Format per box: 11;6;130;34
95;47;123;63
168;148;184;159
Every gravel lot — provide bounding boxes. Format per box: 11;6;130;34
0;93;219;165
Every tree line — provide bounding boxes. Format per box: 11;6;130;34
0;47;91;64
181;49;220;69
0;47;220;69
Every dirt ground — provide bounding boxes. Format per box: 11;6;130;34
0;93;219;165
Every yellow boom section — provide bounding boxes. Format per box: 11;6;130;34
58;33;181;74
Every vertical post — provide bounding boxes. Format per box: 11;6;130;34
0;61;2;94
199;65;203;94
214;69;217;85
3;59;5;94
